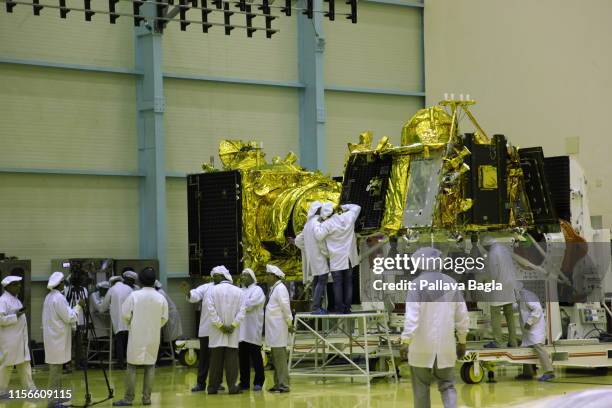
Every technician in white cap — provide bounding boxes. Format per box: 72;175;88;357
295;201;330;314
205;266;245;395
112;267;168;407
264;264;293;393
43;271;84;408
154;280;183;342
88;281;111;339
313;202;361;313
400;247;469;408
0;275;36;399
480;234;518;348
181;272;219;393
97;275;133;369
122;269;140;290
237;268;266;391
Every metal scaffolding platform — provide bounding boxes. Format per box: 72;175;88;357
289;310;398;383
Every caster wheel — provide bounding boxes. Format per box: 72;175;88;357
460;362;485;384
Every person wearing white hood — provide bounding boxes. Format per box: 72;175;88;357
43;272;84;408
113;267;168;407
97;275;133;369
238;268;266;391
400;247;469;408
89;281;111;339
122;269;140;290
514;283;555;381
181;271;222;393
264;264;293;393
313;202;361;313
205;266;246;395
480;234;518;349
295;201;331;314
0;276;36;399
154;280;183;342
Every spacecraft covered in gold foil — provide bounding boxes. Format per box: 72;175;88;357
340;99;544;238
187;140;341;278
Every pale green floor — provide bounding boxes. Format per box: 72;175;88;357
2;364;612;408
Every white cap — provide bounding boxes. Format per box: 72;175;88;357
307;201;323;219
47;271;65;290
1;276;22;287
412;247;442;271
109;276;123;285
123;271;138;280
242;268;257;283
320;202;334;219
211;265;233;283
96;281;110;290
266;264;285;278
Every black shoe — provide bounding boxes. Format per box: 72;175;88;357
239;385;250;390
268;386;280;392
217;385;226;391
142;400;151;406
207;390;218;395
191;383;206;392
228;388;242;395
515;374;533;380
278;386;290;393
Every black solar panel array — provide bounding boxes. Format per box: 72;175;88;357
187;171;243;276
462;133;510;226
340;153;393;232
543;156;571;223
518;147;557;226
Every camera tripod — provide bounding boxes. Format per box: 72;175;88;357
65;285;114;407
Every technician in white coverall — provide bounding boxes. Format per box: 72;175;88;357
0;276;36;399
295;200;331;314
313;203;361;313
206;266;246;395
43;272;84;408
113;267;168;406
264;264;294;393
401;247;469;408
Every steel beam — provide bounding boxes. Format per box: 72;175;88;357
135;3;168;288
0;57;141;75
297;0;326;171
363;0;423;7
324;85;425;97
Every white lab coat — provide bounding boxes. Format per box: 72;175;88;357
188;282;214;338
0;292;30;367
486;243;518;306
265;281;292;348
122;287;168;365
516;289;545;347
239;283;266;346
42;289;80;364
295;216;330;281
88;292;110;338
313;204;361;272
206;281;246;349
401;272;469;369
98;281;133;333
158;288;183;341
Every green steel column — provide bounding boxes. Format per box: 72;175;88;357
298;0;326;172
135;2;168;287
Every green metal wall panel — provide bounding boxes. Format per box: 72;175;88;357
164;79;299;174
325;92;422;176
0;173;139;278
324;3;423;91
0;65;137;171
163;17;298;82
166;178;188;274
0;3;134;69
